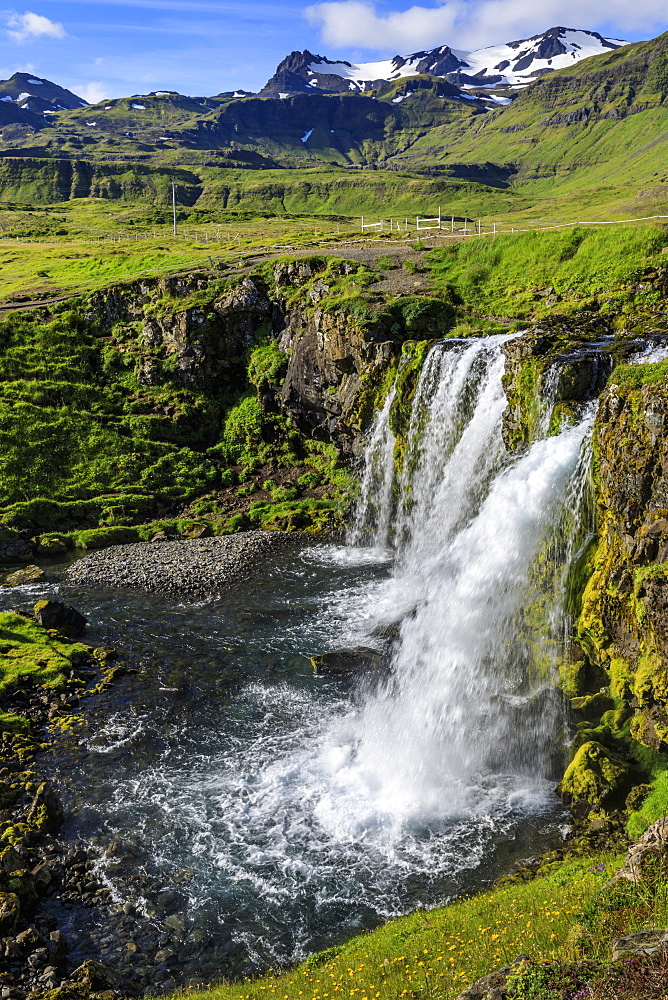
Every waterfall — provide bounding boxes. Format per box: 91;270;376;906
348;386;396;550
89;334;598;968
332;336;595;829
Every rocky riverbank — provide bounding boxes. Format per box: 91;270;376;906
0;599;239;1000
65;532;301;599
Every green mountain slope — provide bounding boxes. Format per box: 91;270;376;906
0;84;484;170
388;31;668;178
0;32;664;220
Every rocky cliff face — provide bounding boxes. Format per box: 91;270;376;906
272;259;399;455
578;368;668;751
495;318;668;830
91;260;403;458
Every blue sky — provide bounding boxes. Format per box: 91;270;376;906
0;1;666;103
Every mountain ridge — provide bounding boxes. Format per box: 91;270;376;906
259;27;627;98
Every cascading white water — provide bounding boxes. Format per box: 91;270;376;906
317;336;594;832
334;418;593;826
395;336;510;562
83;334;597;970
352;337;510;556
348;386;396;550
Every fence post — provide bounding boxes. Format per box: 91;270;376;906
478;220;481;236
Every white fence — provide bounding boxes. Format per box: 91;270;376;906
360;211;507;237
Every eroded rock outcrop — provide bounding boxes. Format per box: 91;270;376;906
577;369;668;753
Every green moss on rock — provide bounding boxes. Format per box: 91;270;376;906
71;526;141;550
0;611;92;693
559;740;633;807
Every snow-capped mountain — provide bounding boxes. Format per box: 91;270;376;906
261;27;627;97
0;72;86;116
452;27;627;88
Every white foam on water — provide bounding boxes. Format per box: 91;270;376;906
630;341;668;364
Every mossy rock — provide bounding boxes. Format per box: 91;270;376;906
71;526;140;550
2;564;44;587
629;708;668;751
0;610;91;691
37;533;70;556
558;740;633;808
0;891;19;934
559;659;590;698
570;692;615;722
33;600;87;638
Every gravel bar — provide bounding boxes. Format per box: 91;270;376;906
65;531;301;599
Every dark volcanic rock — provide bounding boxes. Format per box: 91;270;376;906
311;647;385;676
0;527;32;565
33;600;87;637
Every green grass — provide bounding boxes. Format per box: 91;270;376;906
607;359;668;390
0;203;361;299
153;850;668;1000
0;611;91;693
426;225;668;319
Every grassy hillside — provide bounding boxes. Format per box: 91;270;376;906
427;225;668;320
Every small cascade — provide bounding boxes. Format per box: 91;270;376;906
536;362;562;437
348;386;396;549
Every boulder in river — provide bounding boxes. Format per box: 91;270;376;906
36;534;69;556
0;526;32;564
33;600;87;637
2;564;45;587
311;647;385;676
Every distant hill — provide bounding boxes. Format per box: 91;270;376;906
0;72;86;116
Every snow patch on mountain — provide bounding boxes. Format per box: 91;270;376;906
454;28;626;88
306;55;424;86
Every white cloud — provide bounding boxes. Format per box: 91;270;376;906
77;80;109;104
305;0;668;52
5;10;67;44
